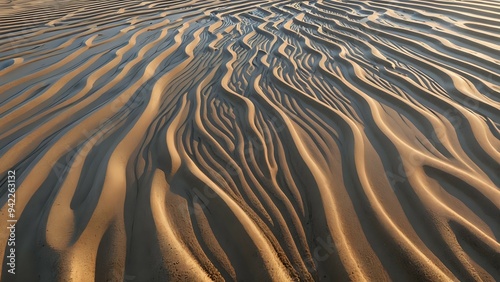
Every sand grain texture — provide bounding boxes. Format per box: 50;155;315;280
0;0;499;281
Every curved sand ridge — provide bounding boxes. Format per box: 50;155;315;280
0;0;499;281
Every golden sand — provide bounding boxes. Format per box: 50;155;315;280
0;0;499;280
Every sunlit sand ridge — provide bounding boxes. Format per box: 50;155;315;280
0;0;499;280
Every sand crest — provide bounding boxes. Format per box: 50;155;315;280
0;0;499;281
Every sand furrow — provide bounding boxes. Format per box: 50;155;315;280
1;0;499;281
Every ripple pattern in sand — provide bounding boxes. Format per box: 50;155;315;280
1;0;499;281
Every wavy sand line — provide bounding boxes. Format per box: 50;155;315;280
1;0;499;281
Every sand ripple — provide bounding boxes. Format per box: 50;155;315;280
1;0;499;281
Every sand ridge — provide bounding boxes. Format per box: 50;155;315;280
0;0;499;281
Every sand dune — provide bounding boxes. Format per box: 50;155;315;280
1;0;499;281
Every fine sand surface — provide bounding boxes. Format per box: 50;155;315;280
1;0;499;281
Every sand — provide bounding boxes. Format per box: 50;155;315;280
0;0;499;281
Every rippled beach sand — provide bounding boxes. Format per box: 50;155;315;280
1;0;499;281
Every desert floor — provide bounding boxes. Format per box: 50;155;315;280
0;0;499;281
